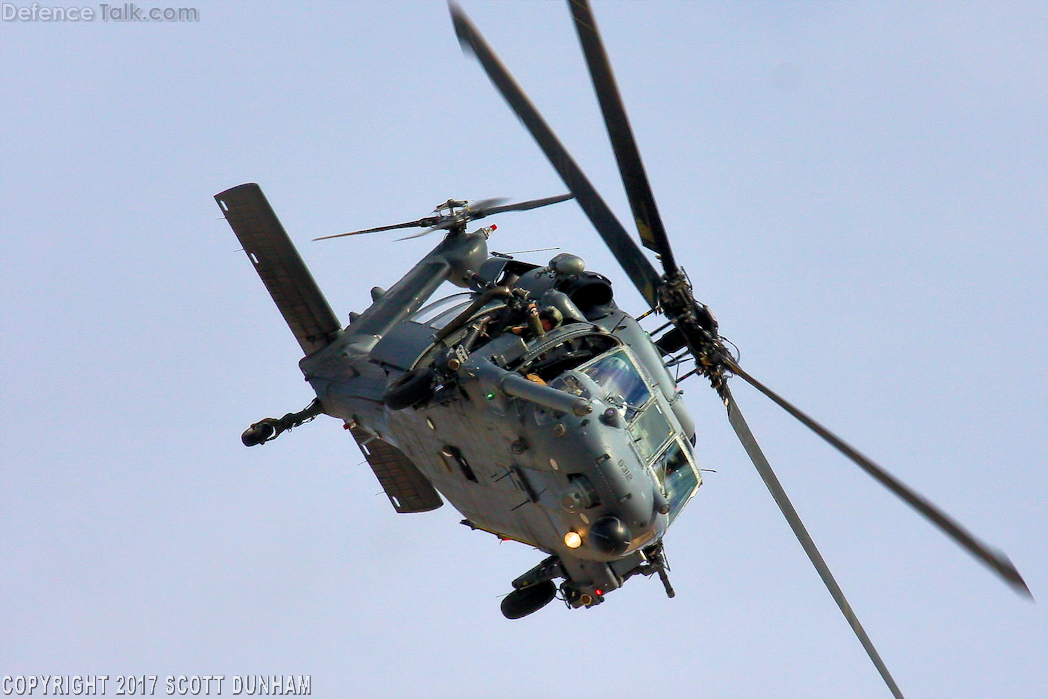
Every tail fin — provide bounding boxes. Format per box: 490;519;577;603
216;183;341;356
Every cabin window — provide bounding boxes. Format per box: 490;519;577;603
414;293;510;331
428;302;475;329
412;293;473;325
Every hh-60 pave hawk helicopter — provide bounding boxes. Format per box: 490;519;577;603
215;3;1030;697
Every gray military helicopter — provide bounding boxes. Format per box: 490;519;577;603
215;3;1029;697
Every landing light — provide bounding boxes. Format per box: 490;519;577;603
563;531;582;549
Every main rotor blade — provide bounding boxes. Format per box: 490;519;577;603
450;3;662;309
724;387;904;699
568;0;677;274
313;217;438;241
725;358;1031;598
481;193;574;217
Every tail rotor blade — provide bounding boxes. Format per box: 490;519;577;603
317;195;572;243
465;197;510;214
723;387;905;699
450;2;662;308
314;217;438;241
481;193;574;217
396;196;572;240
725;358;1031;598
568;0;677;273
395;226;443;241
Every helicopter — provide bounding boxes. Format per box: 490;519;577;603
214;3;1030;698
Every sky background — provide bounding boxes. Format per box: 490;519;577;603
2;1;1046;697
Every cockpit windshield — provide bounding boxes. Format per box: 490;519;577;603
652;439;699;521
578;348;651;419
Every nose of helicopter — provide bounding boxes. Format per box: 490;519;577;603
548;416;666;559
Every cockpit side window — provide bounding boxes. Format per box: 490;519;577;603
652;439;700;522
628;399;673;461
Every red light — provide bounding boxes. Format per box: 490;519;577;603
490;224;497;231
594;589;603;596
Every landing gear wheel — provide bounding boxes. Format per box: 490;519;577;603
500;580;557;619
382;368;436;410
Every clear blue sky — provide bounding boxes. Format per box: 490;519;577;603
2;2;1045;697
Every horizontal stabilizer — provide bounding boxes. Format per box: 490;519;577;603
350;426;443;514
216;183;341;356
